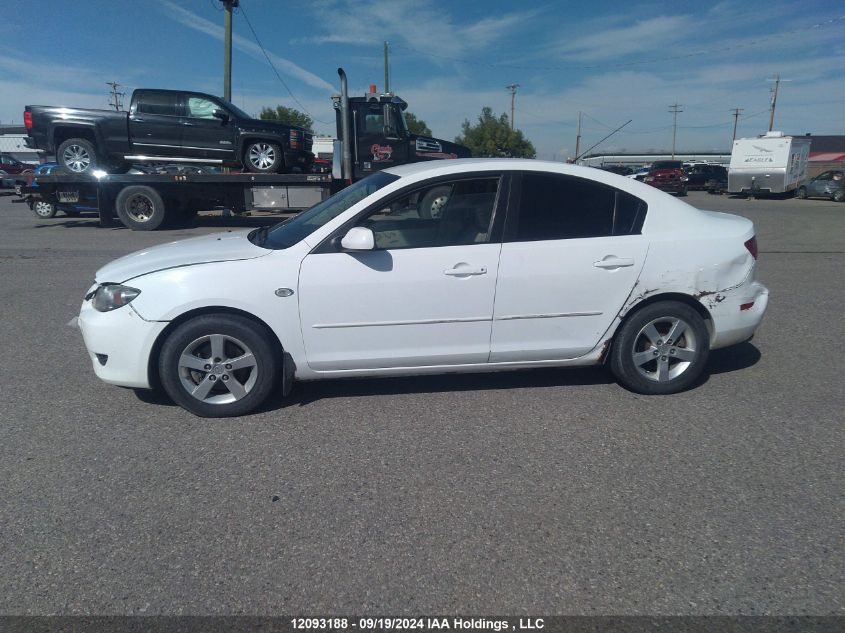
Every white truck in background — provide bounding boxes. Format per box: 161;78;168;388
728;131;811;196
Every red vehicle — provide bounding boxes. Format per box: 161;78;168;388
643;160;688;196
0;152;36;175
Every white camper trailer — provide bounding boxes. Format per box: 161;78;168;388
728;132;811;195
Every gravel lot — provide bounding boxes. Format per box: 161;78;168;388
0;190;842;615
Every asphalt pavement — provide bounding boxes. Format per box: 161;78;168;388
0;190;842;615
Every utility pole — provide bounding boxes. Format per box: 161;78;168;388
506;84;519;131
766;75;790;132
574;111;582;159
668;102;683;159
220;0;239;101
383;41;390;92
730;107;744;142
106;81;125;111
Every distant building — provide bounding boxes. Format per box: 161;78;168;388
0;125;42;163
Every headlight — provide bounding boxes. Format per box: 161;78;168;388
644;176;654;182
91;284;141;312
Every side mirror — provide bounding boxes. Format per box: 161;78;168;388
340;226;375;251
213;108;229;121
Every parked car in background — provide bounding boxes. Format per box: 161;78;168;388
643;160;688;195
795;170;845;202
0;152;36;175
684;163;727;191
24;162;95;218
627;166;650;181
0;169;18;188
76;159;768;417
598;165;633;176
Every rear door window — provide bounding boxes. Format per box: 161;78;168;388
136;92;179;117
511;172;646;241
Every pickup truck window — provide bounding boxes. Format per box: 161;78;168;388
187;96;218;119
136;92;179;117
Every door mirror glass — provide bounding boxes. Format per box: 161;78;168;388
212;108;229;121
341;226;375;251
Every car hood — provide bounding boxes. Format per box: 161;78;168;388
95;230;271;283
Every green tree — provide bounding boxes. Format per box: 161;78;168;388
403;111;432;136
455;106;536;158
259;105;314;130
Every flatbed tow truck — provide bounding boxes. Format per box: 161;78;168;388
21;69;469;230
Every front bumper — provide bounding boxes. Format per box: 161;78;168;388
708;281;769;350
77;298;168;389
647;179;687;193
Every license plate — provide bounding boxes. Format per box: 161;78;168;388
57;190;79;203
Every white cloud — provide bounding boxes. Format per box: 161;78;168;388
158;0;334;92
556;16;695;61
295;0;537;57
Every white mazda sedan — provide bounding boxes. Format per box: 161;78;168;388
77;159;768;417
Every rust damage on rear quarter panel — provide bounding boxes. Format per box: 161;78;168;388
598;338;612;363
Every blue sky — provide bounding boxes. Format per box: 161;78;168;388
1;0;843;159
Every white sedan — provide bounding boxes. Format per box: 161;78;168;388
77;159;769;417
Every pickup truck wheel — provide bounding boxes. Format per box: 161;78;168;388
158;314;280;417
418;185;451;219
115;185;167;230
57;138;98;174
244;141;283;173
33;200;57;218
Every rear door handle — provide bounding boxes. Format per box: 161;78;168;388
594;257;634;269
444;266;487;276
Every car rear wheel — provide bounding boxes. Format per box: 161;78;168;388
115;185;167;230
158;314;280;417
795;186;807;199
610;300;710;395
57;138;98;174
244;141;283;173
33;200;57;218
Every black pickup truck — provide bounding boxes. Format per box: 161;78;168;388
24;89;313;174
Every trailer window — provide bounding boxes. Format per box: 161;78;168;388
250;172;399;250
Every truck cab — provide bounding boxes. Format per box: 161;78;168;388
335;82;470;181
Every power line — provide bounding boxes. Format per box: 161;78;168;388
237;3;330;124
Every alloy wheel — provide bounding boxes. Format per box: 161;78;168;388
631;316;699;383
62;144;91;172
248;143;276;170
177;334;259;404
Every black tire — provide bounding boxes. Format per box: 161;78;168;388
158;314;280;417
115;185;167;230
795;186;807;199
57;138;99;174
609;300;710;395
32;200;57;218
418;185;451;219
243;141;283;173
832;190;844;203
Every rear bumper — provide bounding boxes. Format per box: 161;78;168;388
708;281;769;350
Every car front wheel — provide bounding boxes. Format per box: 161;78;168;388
609;300;710;395
832;190;844;203
795;186;807;199
158;314;280;417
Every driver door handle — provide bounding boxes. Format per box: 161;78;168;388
594;257;634;269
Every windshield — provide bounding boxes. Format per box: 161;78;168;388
249;171;400;250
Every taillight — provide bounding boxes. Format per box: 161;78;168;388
290;129;300;149
24;111;32;129
744;236;758;259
